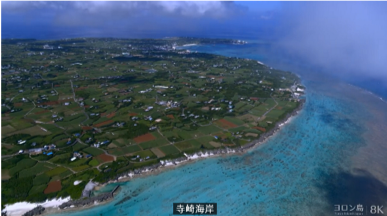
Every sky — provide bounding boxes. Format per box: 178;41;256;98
2;1;387;95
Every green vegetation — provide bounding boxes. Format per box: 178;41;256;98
159;145;180;155
83;147;104;156
45;167;68;177
1;37;303;206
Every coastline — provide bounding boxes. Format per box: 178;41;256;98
108;99;305;184
3;99;305;216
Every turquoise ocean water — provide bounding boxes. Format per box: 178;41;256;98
49;42;387;216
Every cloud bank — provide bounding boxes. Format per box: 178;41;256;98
275;2;387;83
1;0;246;18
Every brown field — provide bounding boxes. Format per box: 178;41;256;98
94;120;114;128
151;147;165;158
133;133;156;144
167;114;175;119
209;141;222;147
96;154;115;162
253;126;266;132
2;115;11;120
106;112;116;118
1;169;11;180
238;114;259;123
128;113;138;116
14;103;23;107
82;126;93;131
2;144;13;149
41;99;72;106
115;138;126;145
8;125;52;136
276;106;283;110
75;86;88;91
35;110;50;115
44;181;62;194
245;133;258;137
217;119;238;128
223;143;235;147
2;125;16;135
107;87;119;92
107;143;117;149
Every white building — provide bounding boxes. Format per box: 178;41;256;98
17;140;26;145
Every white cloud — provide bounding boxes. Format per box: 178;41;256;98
1;0;239;17
277;2;387;80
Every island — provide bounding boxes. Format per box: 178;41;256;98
1;37;305;213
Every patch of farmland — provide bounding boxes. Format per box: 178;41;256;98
139;138;169;150
209;141;222;148
197;125;221;134
45;167;68;177
33;174;51;186
72;143;86;152
151;148;165;158
73;165;90;172
159;145;180;155
8;158;37;176
44;180;62;194
18;162;52;178
88;159;99;166
29;184;47;196
96;154;114;163
121;145;142;154
133;133;156;144
83;147;105;156
136;150;157;159
228;126;248;132
9;125;51;136
196;136;215;145
224;117;245;126
1;169;10;180
1;125;16;135
216;119;238;129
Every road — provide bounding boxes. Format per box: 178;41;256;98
261;94;279;117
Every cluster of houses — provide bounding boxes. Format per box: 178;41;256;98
52;114;64;122
158;100;180;108
120;98;132;103
114;122;126;127
92;140;110;148
43;44;54;50
70;151;91;161
131;154;150;162
139;88;153;94
146;68;157;73
24;144;56;156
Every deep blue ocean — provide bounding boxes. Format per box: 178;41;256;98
49;42;387;216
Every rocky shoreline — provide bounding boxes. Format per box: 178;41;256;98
58;185;120;210
22;206;45;216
